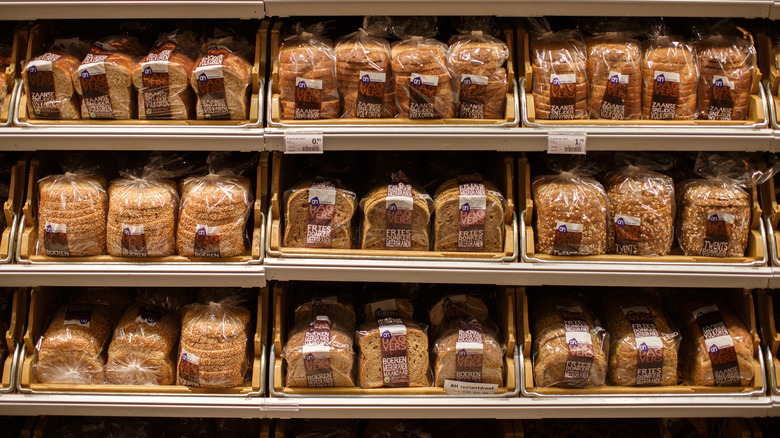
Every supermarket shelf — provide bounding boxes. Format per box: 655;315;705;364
0;1;264;20
263;258;773;288
773;1;780;19
0;264;266;288
263;0;772;18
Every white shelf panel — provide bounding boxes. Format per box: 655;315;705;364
772;1;780;19
0;1;264;20
264;258;772;288
263;0;772;18
0;264;266;288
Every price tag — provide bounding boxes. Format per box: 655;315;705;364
443;380;499;395
547;133;587;155
285;132;324;154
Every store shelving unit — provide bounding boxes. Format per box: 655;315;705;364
0;1;264;20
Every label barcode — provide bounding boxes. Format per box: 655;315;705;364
564;146;581;152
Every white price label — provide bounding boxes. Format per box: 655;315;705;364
443;379;499;395
547;133;587;155
285;133;324;154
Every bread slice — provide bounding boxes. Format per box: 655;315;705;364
357;318;429;388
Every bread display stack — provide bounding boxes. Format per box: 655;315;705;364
278;31;340;120
586;33;642;120
642;36;698;120
36;303;114;384
105;304;180;385
73;36;145;119
335;29;395;118
531;30;588;120
447;30;510;119
190;36;253;120
695;35;755;121
283;178;358;249
432;173;506;252
391;36;454;119
38;172;108;257
133;30;198;120
22;39;90;119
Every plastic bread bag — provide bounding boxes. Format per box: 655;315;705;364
281;315;356;387
73;35;146;119
22;38;91;119
360;282;420;321
391;36;454;119
670;291;754;386
136;287;194;313
585;32;642;120
426;284;492;328
197;287;254;309
529;289;608;388
291;283;356;327
288;419;359;438
335;26;395;119
35;303;113;384
433;317;505;387
356;316;430;388
383;16;439;40
278;23;340;120
531;29;588;120
359;170;434;251
659;418;710;438
37;167;108;257
364;420;431;438
105;303;180;385
447;29;509;119
532;158;610;256
642;31;699;120
283;177;358;249
177;299;251;388
133;29;199;120
432;172;507;252
176;153;254;258
604;152;676;256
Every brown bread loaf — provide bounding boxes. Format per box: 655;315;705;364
283;178;357;249
335;29;396;119
448;31;509;119
531;30;588;120
190;36;253;121
391;36;454;119
360;174;432;251
282;317;356;387
429;293;490;328
586;34;642;120
433;318;504;386
279;31;340;120
357;317;429;388
695;35;755;121
642;36;698;120
22;39;90;119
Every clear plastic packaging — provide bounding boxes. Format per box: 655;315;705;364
133;29;199;120
597;289;680;386
281;316;356;387
177;300;251;388
136;287;194;313
37;171;108;257
695;34;756;121
293;292;356;327
35;303;113;384
362;297;415;321
356;317;430;388
73;35;146;120
22;38;90;120
586;32;642;120
335;28;395;118
530;290;608;388
448;30;509;119
197;287;254;308
391;36;453;119
428;291;490;328
70;287;135;320
642;35;698;120
190;31;253;120
105;303;180;385
432;173;507;252
278;25;340;120
283;178;357;249
364;420;431;438
433;318;505;387
360;171;433;251
531;29;588;120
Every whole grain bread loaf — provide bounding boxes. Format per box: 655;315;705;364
433;318;504;386
190;37;253;121
23;39;90;120
586;34;642;120
360;177;432;251
284;178;357;249
642;37;698;120
282;317;356;387
448;32;509;119
531;30;588;120
695;35;755;121
279;31;340;120
335;29;396;119
357;317;429;388
391;36;454;119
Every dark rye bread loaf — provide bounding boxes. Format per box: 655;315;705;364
695;36;755;121
531;30;588;120
360;182;432;250
642;37;698;120
282;318;356;387
586;35;642;120
283;178;357;249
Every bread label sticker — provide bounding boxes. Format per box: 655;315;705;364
356;71;385;118
707;75;735;121
294;77;324;120
371;299;399;318
442;294;468;320
692;305;741;386
556;305;595;386
79;62;113;119
443;380;499;394
64;304;93;327
409;73;438;119
553;221;583;256
622;306;664;385
458;174;487;250
600;71;628;120
455;319;484;382
549;73;577;120
312;296;338;314
650;71;680;120
385;181;414;248
121;224;147;257
141;42;176;119
43;222;70;256
302;316;335;387
194;224;220;257
27;54;61;119
135;305;166;327
195;65;231;120
614;214;641;255
702;212;734;257
377;317;410;387
459;74;488;119
178;349;200;387
306;181;337;247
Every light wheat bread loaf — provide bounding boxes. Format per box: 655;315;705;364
448;32;509;119
335;29;396;118
190;38;253;120
695;35;755;121
278;31;340;119
22;39;90;119
642;37;698;120
531;30;588;120
391;36;454;118
586;35;642;120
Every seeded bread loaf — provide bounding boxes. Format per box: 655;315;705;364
642;37;698;120
586;35;642;120
284;178;357;249
279;32;340;120
336;30;396;119
360;179;432;250
695;36;754;121
190;40;253;121
357;317;430;388
22;40;89;120
531;30;588;120
433;318;504;386
282;317;356;387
